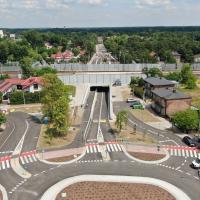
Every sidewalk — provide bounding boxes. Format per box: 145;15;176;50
125;143;166;155
38;147;85;160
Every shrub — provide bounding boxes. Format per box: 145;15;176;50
134;86;144;99
9;91;42;105
172;109;198;133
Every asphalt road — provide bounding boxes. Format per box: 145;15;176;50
0;89;200;200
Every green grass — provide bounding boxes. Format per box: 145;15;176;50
66;85;76;97
178;86;200;106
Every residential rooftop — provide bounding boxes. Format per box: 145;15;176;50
152;88;191;100
144;77;175;86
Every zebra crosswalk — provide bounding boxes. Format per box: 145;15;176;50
0;151;38;171
164;146;200;158
86;142;123;154
19;151;37;165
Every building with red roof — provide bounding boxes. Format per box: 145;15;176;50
0;77;43;98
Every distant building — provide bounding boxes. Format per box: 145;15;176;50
51;50;74;62
0;30;4;38
151;88;192;117
194;54;200;63
10;34;15;40
44;42;53;49
171;51;181;64
144;77;175;98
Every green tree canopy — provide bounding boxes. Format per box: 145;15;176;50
172;109;199;133
41;74;70;137
115;110;128;132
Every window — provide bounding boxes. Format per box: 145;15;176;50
33;84;38;89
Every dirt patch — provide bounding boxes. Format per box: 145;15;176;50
37;125;79;148
37;106;84;149
47;154;81;162
128;152;166;161
130;109;160;123
110;122;157;144
56;182;175;200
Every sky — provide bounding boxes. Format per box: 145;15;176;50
0;0;200;28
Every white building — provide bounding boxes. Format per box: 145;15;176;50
10;34;16;40
0;30;4;38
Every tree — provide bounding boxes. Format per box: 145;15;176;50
20;57;33;78
33;67;57;77
115;110;128;132
0;112;6;126
143;67;163;77
180;64;197;88
172;109;198;133
41;74;70;137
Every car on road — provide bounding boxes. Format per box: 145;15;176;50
182;136;196;147
191;158;200;169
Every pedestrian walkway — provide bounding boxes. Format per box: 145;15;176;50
163;146;200;158
0;150;38;171
0;156;11;170
85;142;123;154
0;151;13;155
19;150;37;165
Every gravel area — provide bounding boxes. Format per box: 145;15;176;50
56;182;175;200
128;152;166;161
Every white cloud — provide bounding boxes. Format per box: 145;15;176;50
135;0;171;8
78;0;105;5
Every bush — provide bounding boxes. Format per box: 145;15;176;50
172;109;198;133
9;91;42;105
134;86;144;99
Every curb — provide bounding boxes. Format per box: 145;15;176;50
0;184;8;200
36;148;86;165
122;145;170;164
40;175;191;200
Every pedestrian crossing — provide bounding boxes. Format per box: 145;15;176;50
86;142;123;154
164;146;200;158
0;151;38;171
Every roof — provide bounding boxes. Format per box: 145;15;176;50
144;77;175;86
171;51;181;56
152;88;191;100
0;77;43;93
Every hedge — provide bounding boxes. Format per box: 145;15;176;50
9;91;42;105
134;86;144;99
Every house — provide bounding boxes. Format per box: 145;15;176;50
0;30;4;38
171;51;181;63
194;54;200;63
144;77;175;98
10;34;15;40
51;50;74;62
151;88;192;117
0;77;43;99
44;42;53;49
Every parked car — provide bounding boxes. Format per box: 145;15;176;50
127;98;138;103
113;79;121;86
182;136;196;147
132;102;144;110
191;158;200;169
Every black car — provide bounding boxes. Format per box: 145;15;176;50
182;136;196;147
